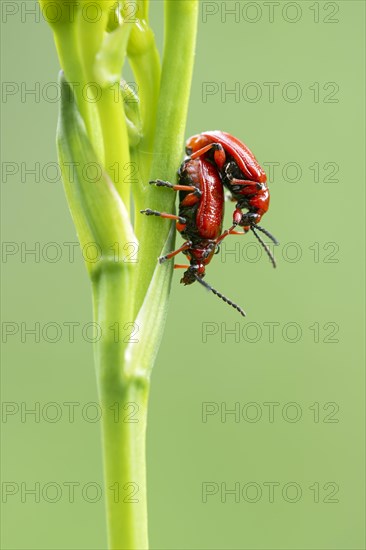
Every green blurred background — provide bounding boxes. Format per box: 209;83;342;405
1;1;365;548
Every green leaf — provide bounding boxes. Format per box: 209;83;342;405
124;225;175;379
57;73;137;273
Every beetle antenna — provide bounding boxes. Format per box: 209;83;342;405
251;225;277;268
253;224;279;245
194;274;246;317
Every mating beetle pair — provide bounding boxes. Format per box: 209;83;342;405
141;131;278;316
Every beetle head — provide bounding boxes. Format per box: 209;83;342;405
239;212;262;227
180;264;205;285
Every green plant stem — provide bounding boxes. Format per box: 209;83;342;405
92;264;149;550
134;0;199;313
100;381;149;550
46;4;199;548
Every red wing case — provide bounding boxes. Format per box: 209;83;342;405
196;159;224;240
201;130;267;184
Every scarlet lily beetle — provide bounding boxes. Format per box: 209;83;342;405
141;156;246;316
186;130;278;267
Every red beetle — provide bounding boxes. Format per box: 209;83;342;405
186;131;278;267
141;156;246;316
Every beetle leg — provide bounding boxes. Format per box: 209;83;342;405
159;241;192;264
225;163;265;191
140;209;186;224
174;264;190;269
228;178;265;195
189;143;226;170
215;224;238;246
215;206;247;245
150;179;200;194
229;178;262;187
180;192;201;207
217;207;249;239
233;207;244;226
